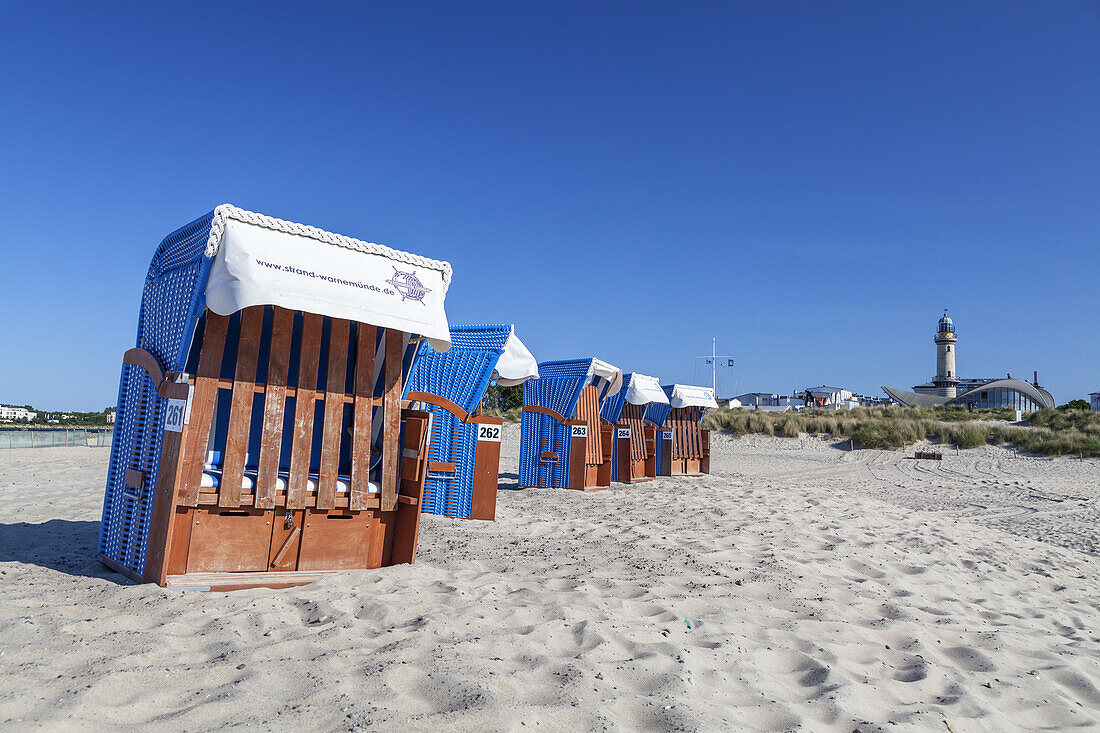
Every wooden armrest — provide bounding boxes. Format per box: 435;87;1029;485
428;462;456;474
123;348;190;399
522;405;570;424
406;391;469;422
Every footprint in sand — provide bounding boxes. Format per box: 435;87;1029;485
844;559;886;579
1049;667;1100;706
891;658;930;683
941;645;995;672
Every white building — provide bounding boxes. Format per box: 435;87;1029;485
732;393;804;411
106;409;116;424
803;386;855;410
734;392;782;408
1091;393;1100;412
0;405;37;422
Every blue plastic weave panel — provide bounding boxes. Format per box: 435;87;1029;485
609;425;620;479
419;411;478;517
654;430;667;474
524;359;597;418
645;400;671;428
600;372;635;423
518;370;587;488
99;212;215;575
518;411;571;488
404;324;511;517
405;324;511;414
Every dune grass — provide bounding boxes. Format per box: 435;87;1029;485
482;406;523;423
702;407;1100;457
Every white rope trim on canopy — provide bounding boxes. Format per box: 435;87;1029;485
204;204;453;291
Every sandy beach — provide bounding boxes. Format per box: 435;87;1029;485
2;427;1099;731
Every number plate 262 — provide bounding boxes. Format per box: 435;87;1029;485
477;424;502;442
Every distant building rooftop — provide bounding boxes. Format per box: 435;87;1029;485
884;379;1055;411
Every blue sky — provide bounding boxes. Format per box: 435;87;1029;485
1;2;1097;410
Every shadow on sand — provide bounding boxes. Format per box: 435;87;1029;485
827;440;859;452
497;472;525;491
0;519;130;583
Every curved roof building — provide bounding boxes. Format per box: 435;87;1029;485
883;379;1054;411
883;312;1054;411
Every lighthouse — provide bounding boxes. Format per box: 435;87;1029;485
933;310;959;399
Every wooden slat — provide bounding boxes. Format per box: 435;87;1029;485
219;306;264;507
673;409;685;460
288;313;323;509
143;426;184;585
196;492;379;509
350;324;376;510
317;319;350;510
178;313;229;507
211;378;376;404
574;385;602;467
623;404;647;461
256;307;293;509
380;329;403;512
390;410;430;564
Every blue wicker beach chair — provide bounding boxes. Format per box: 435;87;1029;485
600;372;669;483
404;324;538;520
519;358;622;490
646;385;718;476
99;205;451;590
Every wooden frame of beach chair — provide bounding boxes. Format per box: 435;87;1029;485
403;324;538;521
98;206;452;590
518;359;622;491
600;373;669;484
645;385;717;477
665;406;711;476
404;391;504;520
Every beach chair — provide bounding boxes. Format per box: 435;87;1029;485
404;324;538;520
98;205;452;590
599;372;669;483
645;385;718;476
519;359;622;490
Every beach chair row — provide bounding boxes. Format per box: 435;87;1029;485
99;205;716;590
516;363;717;491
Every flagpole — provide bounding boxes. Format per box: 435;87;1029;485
695;343;733;400
712;337;716;395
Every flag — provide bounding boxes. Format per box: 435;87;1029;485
705;359;712;364
727;359;735;367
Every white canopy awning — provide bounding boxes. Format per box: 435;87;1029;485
667;384;719;409
624;373;669;406
203;205;453;351
492;327;539;386
589;358;623;398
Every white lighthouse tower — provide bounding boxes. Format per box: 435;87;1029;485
933;310;959;399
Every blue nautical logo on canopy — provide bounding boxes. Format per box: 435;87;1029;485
387;266;431;305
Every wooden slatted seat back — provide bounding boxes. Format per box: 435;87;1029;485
668;406;704;460
620;403;649;461
178;305;405;513
573;384;604;467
